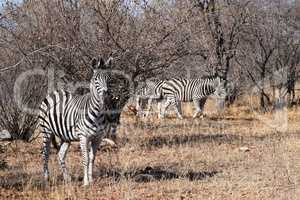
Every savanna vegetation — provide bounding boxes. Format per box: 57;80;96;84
0;0;300;199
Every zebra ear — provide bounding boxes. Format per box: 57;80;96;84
91;57;105;70
98;58;105;69
105;57;113;67
91;57;98;69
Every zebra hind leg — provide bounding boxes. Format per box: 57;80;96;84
42;130;51;182
58;142;71;183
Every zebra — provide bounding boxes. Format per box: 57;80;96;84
159;76;226;119
51;94;122;152
38;56;113;186
135;80;165;117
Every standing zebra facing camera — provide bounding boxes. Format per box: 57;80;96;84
51;94;122;152
160;76;226;119
38;56;113;186
135;80;165;117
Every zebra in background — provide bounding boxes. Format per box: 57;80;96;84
135;79;165;117
38;56;113;186
160;76;226;119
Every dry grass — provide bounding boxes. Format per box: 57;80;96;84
1;99;300;199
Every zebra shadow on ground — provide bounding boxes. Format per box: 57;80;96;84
131;115;256;131
139;132;270;149
140;133;242;149
0;166;219;191
90;166;219;183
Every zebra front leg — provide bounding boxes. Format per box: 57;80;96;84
192;99;201;118
145;98;153;117
79;135;90;186
193;98;207;119
174;101;183;119
136;96;143;116
199;97;207;118
58;142;71;182
159;100;170;119
157;100;163;118
42;133;51;182
88;139;100;183
158;100;165;118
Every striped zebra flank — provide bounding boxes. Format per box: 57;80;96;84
50;94;122;151
135;80;165;117
160;76;226;119
38;56;114;186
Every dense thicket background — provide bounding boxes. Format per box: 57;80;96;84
0;0;299;139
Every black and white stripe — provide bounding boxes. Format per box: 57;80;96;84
135;80;165;117
38;57;113;186
160;76;226;119
51;94;121;151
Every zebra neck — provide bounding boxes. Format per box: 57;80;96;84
195;78;215;96
89;93;105;116
206;79;216;94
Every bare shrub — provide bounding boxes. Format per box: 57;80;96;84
0;0;299;142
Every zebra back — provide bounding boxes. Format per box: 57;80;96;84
162;76;226;102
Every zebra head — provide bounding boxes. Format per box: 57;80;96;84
212;77;227;110
90;57;112;98
138;80;162;98
142;80;156;96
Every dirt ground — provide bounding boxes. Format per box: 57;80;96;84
1;99;300;200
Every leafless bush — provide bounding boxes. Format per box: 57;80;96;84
0;71;45;140
0;0;299;140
